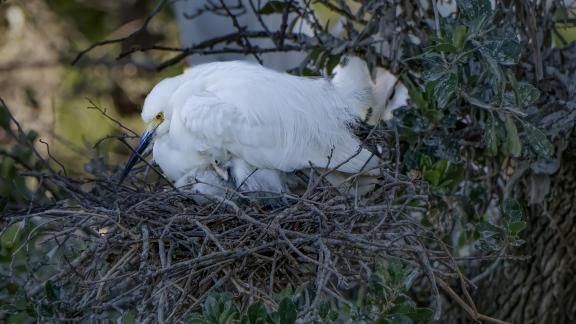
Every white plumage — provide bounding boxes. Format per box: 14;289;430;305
122;59;383;199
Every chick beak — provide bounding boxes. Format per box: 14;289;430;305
118;119;161;184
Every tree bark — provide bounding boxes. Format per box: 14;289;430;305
475;152;576;323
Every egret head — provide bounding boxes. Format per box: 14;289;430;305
119;76;182;184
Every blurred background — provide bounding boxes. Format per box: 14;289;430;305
0;0;182;176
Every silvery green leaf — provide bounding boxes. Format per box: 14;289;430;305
480;38;521;65
434;73;457;109
457;0;492;21
516;82;540;107
466;95;493;110
483;54;505;86
484;115;498;156
523;122;554;158
503;92;516;107
502;198;523;222
423;69;446;82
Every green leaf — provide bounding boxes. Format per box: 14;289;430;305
424;160;452;188
259;1;294;15
452;25;468;50
483;55;505;88
502;198;523;222
1;223;22;250
484;115;498;156
408;307;434;323
434;159;449;176
419;155;433;169
122;311;137;324
241;302;268;324
466;95;493;110
432;42;459;54
423;169;442;186
523;122;554;158
516;82;540;107
276;298;297;324
481;38;521;65
325;55;341;75
508;221;527;236
422;68;446;82
504;116;522;157
457;0;492;21
202;293;237;324
327;310;339;321
434;73;457;109
402;75;428;110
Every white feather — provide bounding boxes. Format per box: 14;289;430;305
142;60;379;196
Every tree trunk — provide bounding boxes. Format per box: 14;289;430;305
475;151;576;323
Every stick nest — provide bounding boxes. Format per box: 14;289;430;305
4;127;447;322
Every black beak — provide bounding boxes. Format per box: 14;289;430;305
118;126;157;185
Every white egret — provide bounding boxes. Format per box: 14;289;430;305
120;59;382;198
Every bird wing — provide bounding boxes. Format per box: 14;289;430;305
175;94;276;149
174;93;378;174
170;63;378;173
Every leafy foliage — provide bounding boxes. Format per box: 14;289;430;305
396;0;554;255
186;262;431;324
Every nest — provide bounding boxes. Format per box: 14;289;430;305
3;158;457;322
1;102;459;321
